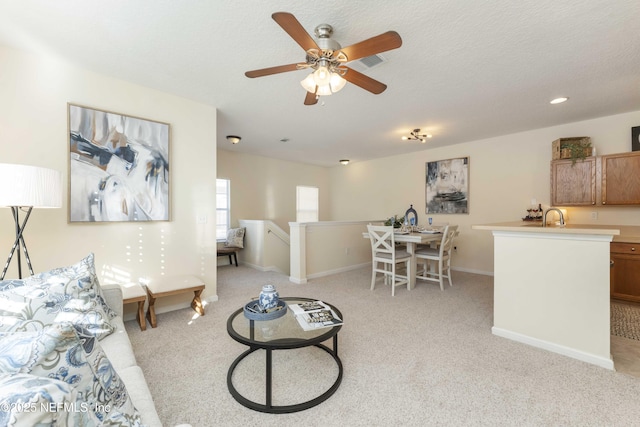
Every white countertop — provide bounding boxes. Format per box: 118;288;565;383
472;221;621;236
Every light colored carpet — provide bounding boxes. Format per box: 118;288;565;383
611;302;640;341
125;266;640;427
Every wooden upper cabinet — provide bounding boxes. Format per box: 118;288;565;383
601;151;640;205
550;157;596;206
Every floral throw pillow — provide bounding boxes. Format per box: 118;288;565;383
0;323;142;426
31;253;117;320
225;227;245;248
0;372;91;427
0;279;26;292
0;254;116;340
0;326;66;373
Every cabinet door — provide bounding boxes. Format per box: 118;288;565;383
610;243;640;302
602;151;640;205
550;158;596;206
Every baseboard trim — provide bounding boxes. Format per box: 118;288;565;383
492;327;614;370
289;276;307;284
238;261;287;275
238;263;494;284
452;266;494;276
306;262;372;280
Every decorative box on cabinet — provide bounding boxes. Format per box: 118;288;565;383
601;151;640;205
551;137;592;160
610;242;640;302
550;157;596;206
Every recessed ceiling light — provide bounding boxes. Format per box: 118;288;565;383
550;97;568;104
339;159;350;165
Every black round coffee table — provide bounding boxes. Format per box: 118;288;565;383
226;297;343;413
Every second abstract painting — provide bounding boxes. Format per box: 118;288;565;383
425;157;469;214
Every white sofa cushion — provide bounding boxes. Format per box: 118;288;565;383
119;366;163;427
100;317;138;371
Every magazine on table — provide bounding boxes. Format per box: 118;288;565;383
288;300;343;330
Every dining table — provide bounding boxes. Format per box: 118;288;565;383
362;229;443;289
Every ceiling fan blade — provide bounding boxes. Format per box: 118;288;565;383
272;12;320;52
304;88;318;105
337;31;402;62
342;67;387;94
245;63;300;78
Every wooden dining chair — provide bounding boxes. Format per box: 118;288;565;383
367;224;412;296
415;225;458;290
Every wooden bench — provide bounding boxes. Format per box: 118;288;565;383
121;282;147;331
145;275;205;328
217;247;239;267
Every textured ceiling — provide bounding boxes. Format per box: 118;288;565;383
0;0;639;167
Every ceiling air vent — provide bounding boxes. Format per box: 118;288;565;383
359;54;386;69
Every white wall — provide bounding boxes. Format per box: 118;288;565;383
329;111;640;274
217;150;330;231
492;230;613;369
235;220;290;274
289;221;378;283
0;45;218;309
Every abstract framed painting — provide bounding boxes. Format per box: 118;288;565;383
425;156;469;214
68;104;170;222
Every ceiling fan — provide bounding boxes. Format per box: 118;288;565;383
245;12;402;105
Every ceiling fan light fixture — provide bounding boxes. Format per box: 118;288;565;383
302;70;346;96
313;65;332;86
329;73;347;92
246;12;403;106
316;84;333;96
300;74;317;93
226;135;241;144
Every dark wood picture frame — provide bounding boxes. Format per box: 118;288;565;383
632;126;640;152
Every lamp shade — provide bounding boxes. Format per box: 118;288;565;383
0;163;62;208
329;73;347;93
316;84;333;96
313;67;332;86
300;73;317;93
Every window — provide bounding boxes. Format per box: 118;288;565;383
296;186;319;222
216;179;230;240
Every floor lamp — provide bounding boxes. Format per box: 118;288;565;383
0;163;62;280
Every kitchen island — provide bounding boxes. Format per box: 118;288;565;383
473;222;619;369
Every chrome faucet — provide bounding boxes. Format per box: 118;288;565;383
543;208;565;227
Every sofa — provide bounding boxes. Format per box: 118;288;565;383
100;284;163;426
0;254;163;427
